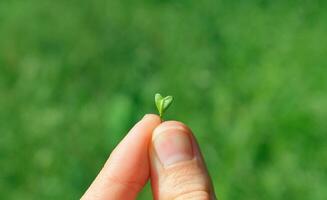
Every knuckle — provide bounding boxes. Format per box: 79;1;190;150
105;172;143;193
161;161;211;199
174;190;211;200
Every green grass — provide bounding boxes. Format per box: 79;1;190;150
1;0;327;199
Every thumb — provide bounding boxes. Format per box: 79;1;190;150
149;121;216;200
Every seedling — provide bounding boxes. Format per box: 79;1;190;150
155;93;174;119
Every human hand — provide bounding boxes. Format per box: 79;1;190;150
81;114;216;200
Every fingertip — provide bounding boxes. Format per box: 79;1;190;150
149;120;216;199
151;120;195;167
152;120;192;141
142;114;161;124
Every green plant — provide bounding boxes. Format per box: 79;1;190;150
155;93;174;119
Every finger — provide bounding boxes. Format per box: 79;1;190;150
149;121;216;200
82;114;161;200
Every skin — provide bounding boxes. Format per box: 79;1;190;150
81;114;216;200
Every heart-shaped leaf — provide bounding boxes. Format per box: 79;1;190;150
155;93;174;118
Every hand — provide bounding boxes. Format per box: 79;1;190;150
81;114;216;200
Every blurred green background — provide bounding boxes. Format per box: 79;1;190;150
1;0;327;199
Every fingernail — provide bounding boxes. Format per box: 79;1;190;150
153;123;193;166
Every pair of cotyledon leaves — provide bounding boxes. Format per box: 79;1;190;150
155;93;173;118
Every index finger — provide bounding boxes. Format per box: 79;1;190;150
81;114;161;200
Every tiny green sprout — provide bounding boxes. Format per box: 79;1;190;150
155;93;174;119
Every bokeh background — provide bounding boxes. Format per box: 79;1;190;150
1;0;327;199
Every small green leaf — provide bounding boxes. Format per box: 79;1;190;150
155;93;163;113
162;96;173;111
155;93;174;118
